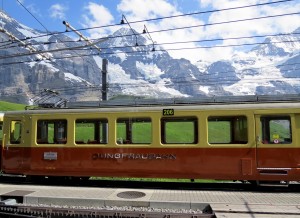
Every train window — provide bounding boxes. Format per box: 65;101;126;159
260;116;291;144
161;117;198;144
208;116;248;144
75;119;108;144
36;120;67;144
10;120;22;144
117;118;152;144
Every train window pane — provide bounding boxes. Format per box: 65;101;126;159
37;120;67;144
208;116;248;144
117;118;152;144
75;119;108;144
10;120;22;144
260;116;291;144
161;117;198;144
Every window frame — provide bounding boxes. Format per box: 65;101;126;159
208;115;248;144
36;119;68;144
260;116;292;144
161;116;198;144
116;117;152;144
75;118;108;144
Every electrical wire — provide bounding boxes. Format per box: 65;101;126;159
14;0;102;91
1;36;299;63
1;31;300;51
3;0;296;44
0;0;299;99
0;9;299;60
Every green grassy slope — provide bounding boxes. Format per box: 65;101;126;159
0;101;26;111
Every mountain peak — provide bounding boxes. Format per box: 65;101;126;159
109;27;148;48
250;26;300;57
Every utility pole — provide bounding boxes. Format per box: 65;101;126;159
63;20;109;101
102;59;108;101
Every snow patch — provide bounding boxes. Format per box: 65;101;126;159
64;73;89;84
39;61;59;72
93;56;103;68
136;62;164;80
113;50;127;62
14;23;49;42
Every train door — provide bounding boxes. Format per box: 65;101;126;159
255;114;298;171
2;117;25;172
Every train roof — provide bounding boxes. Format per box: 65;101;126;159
66;94;300;108
6;95;300;114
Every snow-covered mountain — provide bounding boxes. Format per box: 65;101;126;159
0;10;300;104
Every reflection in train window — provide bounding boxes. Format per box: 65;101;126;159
10;120;22;144
37;120;67;144
260;116;291;144
161;117;198;144
75;119;108;144
117;118;152;144
208;116;248;144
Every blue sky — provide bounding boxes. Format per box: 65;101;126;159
3;0;202;32
1;0;300;62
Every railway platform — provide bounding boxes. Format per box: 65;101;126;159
0;183;300;217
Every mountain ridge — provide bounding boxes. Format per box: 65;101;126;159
0;10;300;104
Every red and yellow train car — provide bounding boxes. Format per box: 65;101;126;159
1;100;300;184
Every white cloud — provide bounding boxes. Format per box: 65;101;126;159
24;3;41;17
192;0;300;61
49;4;67;20
116;0;208;62
81;2;115;38
81;0;300;63
117;0;177;19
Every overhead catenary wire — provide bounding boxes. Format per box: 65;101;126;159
13;0;105;91
1;50;300;90
1;51;300;98
16;0;49;33
2;67;300;98
0;0;298;97
2;0;296;44
1;36;299;63
1;31;300;52
0;10;299;60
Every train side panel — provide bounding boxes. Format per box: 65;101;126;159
1;104;300;182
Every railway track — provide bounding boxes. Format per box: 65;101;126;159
1;181;300;218
2;175;300;192
0;204;216;218
1;201;300;218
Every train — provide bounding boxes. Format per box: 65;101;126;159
0;95;300;186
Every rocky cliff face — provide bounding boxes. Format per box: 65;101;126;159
0;10;300;104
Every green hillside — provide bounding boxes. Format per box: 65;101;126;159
0;101;26;111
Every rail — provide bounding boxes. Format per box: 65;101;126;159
0;204;215;218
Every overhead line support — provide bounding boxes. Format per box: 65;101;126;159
0;27;50;60
63;20;102;53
